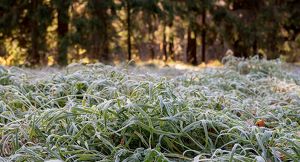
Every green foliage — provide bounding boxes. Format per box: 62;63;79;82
0;58;300;161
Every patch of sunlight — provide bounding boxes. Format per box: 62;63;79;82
0;57;6;65
47;55;55;66
133;59;223;71
3;38;26;66
272;79;300;95
283;42;291;52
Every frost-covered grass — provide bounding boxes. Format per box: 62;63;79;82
0;56;300;161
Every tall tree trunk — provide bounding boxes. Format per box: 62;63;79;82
101;21;110;63
126;1;132;61
28;0;40;66
99;7;110;63
162;24;168;62
252;8;258;57
253;38;258;56
0;41;7;58
57;0;70;66
149;21;155;60
233;39;244;57
169;38;174;60
89;0;103;61
88;0;111;63
168;22;174;60
187;27;197;65
267;27;279;59
201;9;206;63
90;29;101;60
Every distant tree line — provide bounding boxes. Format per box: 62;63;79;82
0;0;300;66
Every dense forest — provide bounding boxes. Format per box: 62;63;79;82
1;0;300;66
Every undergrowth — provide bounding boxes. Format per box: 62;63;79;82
0;56;300;161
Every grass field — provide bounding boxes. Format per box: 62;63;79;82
0;56;300;161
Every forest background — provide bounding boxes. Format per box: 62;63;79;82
1;0;300;67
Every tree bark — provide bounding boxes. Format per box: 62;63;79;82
87;0;111;63
187;27;197;65
149;21;155;60
168;22;174;61
101;21;110;62
169;38;174;60
201;9;206;63
28;0;40;66
99;4;110;63
90;29;101;60
57;0;70;66
126;1;132;61
253;38;258;55
162;24;168;62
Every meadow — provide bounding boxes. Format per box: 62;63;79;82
0;56;300;161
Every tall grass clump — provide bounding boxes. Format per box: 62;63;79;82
0;57;300;161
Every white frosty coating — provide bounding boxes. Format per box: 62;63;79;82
0;56;300;161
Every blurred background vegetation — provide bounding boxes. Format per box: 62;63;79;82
0;0;300;67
